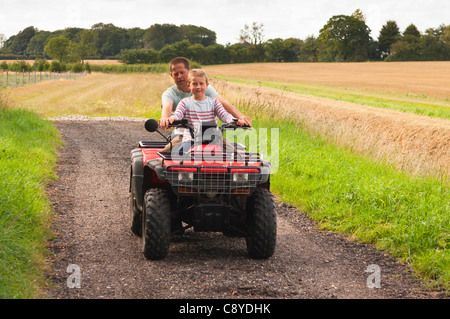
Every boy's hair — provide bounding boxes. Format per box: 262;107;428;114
188;69;209;83
169;57;190;72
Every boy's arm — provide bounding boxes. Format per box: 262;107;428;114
170;100;186;122
214;99;235;124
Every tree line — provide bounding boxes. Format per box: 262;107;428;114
1;9;449;65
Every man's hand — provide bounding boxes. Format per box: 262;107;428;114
158;117;171;129
237;116;251;127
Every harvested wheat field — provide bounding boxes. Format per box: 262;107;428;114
205;61;450;99
206;62;450;177
7;72;171;117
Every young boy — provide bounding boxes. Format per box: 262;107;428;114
168;69;246;155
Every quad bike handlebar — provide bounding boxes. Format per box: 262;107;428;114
145;118;250;135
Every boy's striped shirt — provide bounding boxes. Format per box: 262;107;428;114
172;96;234;142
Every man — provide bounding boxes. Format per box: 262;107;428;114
158;57;251;151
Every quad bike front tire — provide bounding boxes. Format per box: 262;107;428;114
142;188;171;260
246;188;277;259
130;175;142;236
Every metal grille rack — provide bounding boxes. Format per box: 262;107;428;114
164;165;262;195
160;149;263;195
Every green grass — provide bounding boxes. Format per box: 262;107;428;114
234;117;449;289
0;106;61;298
214;75;450;120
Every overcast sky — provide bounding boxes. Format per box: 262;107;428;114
1;0;449;44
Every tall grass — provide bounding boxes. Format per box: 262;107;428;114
221;86;450;289
232;116;449;289
0;101;61;298
89;63;169;74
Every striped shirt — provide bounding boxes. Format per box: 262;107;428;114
172;96;235;142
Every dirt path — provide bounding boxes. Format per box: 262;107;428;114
45;118;445;300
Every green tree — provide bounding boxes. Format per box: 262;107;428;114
101;28;130;57
318;10;371;61
91;23;130;57
404;24;421;39
239;22;266;62
378;20;401;59
180;25;216;47
127;27;146;49
386;24;422;61
8;26;37;55
186;43;208;64
143;24;182;50
44;36;71;62
32;59;49;71
72;30;98;63
206;44;230;65
418;25;450;60
299;35;318;62
265;38;302;62
117;48;158;64
265;38;284;62
25;31;51;57
440;25;450;46
158;40;191;62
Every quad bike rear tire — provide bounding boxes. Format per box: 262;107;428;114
142;188;171;260
246;188;277;259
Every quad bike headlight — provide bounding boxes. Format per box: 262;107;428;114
232;172;249;182
178;171;194;182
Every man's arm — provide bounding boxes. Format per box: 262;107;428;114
159;100;173;129
215;95;252;127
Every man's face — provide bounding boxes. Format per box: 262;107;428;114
170;63;189;91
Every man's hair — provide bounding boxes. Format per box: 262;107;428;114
169;57;190;72
188;69;209;83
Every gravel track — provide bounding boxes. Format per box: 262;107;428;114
45;117;445;300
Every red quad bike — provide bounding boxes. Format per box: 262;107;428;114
129;118;276;260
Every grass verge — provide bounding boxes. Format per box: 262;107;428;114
214;75;450;120
232;117;449;290
0;105;61;298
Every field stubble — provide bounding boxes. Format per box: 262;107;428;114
205;61;450;99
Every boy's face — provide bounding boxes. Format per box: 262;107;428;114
188;75;208;99
170;63;190;91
